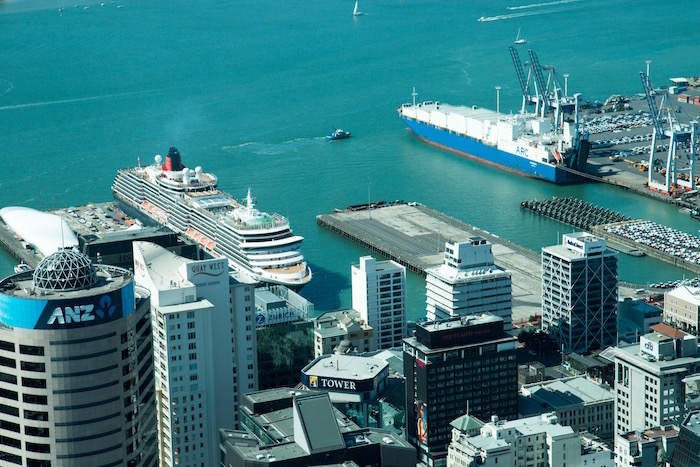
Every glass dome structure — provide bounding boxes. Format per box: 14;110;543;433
32;249;98;291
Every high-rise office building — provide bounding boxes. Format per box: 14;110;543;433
425;239;512;330
541;232;618;354
609;324;700;437
133;241;257;467
403;314;518;467
0;249;156;466
351;256;406;349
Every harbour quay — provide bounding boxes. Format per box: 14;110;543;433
317;202;545;322
592;220;700;275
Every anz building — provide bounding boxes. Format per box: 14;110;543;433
0;249;156;466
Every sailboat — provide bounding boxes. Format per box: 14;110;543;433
353;1;363;16
514;28;527;44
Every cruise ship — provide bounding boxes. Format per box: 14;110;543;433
397;99;589;184
112;147;311;288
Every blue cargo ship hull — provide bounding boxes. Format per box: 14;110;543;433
400;115;571;184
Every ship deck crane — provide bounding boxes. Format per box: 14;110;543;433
639;71;697;193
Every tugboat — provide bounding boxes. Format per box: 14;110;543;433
326;128;351;141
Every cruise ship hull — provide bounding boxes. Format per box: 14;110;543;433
400;115;571;184
112;151;311;290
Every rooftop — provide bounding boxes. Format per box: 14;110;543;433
682;411;700;436
610;341;700;373
519;376;614;416
651;322;689;339
303;354;388;381
225;389;413;463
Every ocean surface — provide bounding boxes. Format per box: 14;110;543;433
1;0;700;320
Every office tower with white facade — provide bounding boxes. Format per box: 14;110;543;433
425;238;512;330
541;232;618;354
133;242;257;467
352;256;406;349
0;249;156;466
608;323;700;438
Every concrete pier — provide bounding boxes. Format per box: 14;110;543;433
317;203;544;321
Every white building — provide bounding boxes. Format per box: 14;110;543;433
133;242;257;467
447;413;584;467
607;323;700;438
664;285;700;335
425;238;512;330
351;256;406;349
541;232;618;354
615;427;678;467
313;309;375;357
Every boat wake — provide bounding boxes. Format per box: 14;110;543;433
478;10;545;21
507;0;581;11
223;137;323;156
0;90;154;111
0;79;14;97
478;3;580;22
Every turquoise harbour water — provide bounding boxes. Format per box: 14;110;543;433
1;0;700;320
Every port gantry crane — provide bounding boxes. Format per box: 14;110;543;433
639;71;698;194
508;47;589;172
509;47;579;131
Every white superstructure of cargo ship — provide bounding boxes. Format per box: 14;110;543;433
398;99;589;184
112;147;311;288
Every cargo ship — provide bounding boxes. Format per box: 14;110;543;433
397;99;589;184
112;147;312;289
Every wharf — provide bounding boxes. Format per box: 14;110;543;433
592;221;700;275
0;221;40;268
317;203;545;321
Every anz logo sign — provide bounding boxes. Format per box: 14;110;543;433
47;295;118;326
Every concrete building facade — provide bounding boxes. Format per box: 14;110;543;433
541;232;618;354
609;324;700;438
446;413;584;467
0;249;156;466
352;256;407;349
313;309;375;357
133;242;257;467
615;426;678;467
425;239;512;331
664;285;700;335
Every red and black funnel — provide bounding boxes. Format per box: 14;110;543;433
162;147;185;171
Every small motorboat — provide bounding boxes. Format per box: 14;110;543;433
13;263;31;274
326;129;351;141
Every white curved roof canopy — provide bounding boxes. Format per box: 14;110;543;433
0;206;79;257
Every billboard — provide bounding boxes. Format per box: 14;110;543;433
255;308;299;327
301;373;376;393
0;282;134;330
417;402;428;445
